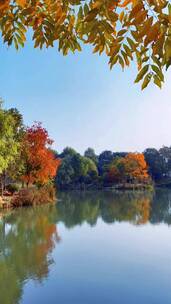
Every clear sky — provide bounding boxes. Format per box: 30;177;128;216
1;37;171;154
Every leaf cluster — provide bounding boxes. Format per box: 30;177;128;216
1;0;171;88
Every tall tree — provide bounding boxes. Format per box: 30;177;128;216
0;106;21;194
98;150;114;176
109;153;149;184
124;153;149;182
144;148;167;180
21;123;61;186
5;107;25;183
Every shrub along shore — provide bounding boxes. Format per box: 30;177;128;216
0;185;56;209
12;185;56;207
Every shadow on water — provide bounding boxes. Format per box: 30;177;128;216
0;189;171;303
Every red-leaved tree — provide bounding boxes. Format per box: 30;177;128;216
21;123;61;187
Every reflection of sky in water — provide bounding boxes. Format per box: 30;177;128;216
5;223;12;235
23;220;171;304
1;190;171;304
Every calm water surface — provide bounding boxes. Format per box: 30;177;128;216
1;190;171;304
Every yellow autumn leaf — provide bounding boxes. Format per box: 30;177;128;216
16;0;27;8
119;11;125;22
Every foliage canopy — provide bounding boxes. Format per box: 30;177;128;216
0;106;21;175
108;152;149;183
21;122;61;185
0;0;171;88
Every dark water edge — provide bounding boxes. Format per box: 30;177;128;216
1;189;171;304
57;182;154;191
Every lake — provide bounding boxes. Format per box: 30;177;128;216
1;189;171;304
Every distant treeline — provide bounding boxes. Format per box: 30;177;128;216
55;147;171;190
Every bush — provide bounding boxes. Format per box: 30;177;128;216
6;183;20;194
11;185;56;208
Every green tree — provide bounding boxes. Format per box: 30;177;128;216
0;106;21;194
5;108;25;183
98;150;114;176
108;157;126;184
56;149;98;189
60;147;77;158
144;148;167;180
56;155;75;188
84;148;98;164
80;157;98;184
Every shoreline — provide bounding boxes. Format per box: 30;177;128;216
58;183;154;191
0;185;154;210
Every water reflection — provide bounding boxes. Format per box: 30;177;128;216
56;191;152;226
1;189;171;304
56;190;171;226
0;206;60;304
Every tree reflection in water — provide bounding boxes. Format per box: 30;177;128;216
1;189;171;303
56;191;153;227
0;205;60;304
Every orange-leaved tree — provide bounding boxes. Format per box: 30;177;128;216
124;153;149;182
109;152;149;183
21;122;61;186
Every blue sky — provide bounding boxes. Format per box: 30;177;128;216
1;38;171;154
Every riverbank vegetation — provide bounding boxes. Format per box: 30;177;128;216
0;102;61;208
